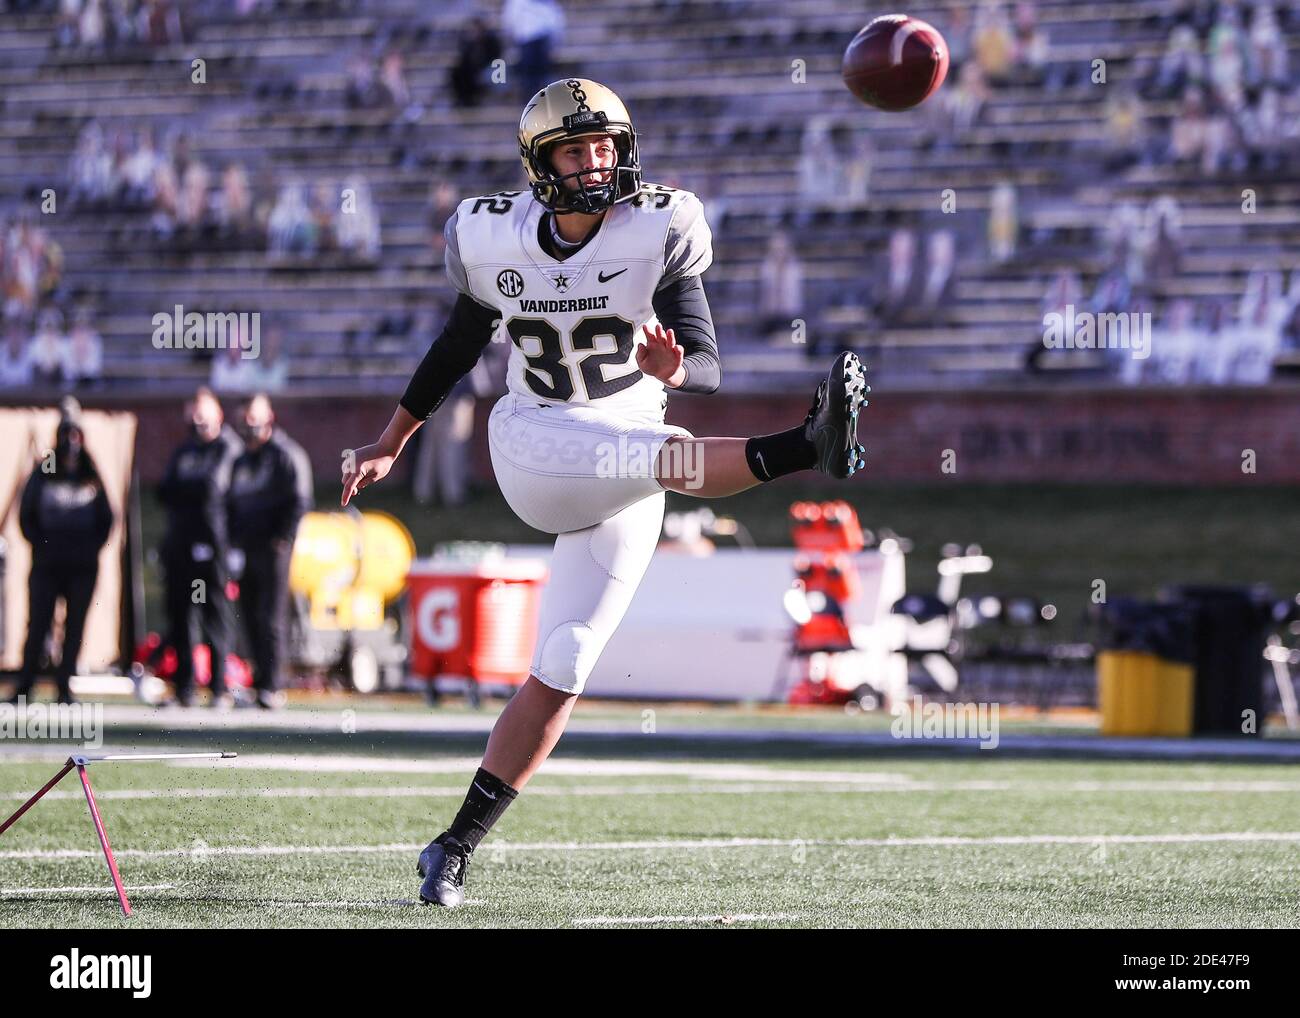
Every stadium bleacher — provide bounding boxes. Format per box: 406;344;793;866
2;0;1299;394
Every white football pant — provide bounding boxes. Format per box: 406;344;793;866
487;392;694;695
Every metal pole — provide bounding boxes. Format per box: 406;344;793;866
74;752;238;763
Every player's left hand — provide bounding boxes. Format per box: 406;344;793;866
636;323;686;388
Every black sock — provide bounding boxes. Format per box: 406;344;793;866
745;426;816;482
444;767;519;853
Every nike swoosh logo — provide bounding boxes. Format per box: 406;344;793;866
598;269;628;283
473;782;497;800
755;450;771;479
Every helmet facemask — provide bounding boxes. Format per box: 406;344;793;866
525;110;641;215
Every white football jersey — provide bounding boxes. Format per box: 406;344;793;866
442;183;713;425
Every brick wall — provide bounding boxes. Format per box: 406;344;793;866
7;385;1298;487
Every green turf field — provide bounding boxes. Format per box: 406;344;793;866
79;478;1300;928
3;701;1299;929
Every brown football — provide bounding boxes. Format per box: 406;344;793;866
842;14;949;112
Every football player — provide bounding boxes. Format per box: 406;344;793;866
339;78;868;907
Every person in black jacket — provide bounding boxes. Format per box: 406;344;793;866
8;397;114;705
156;387;240;708
227;393;313;709
448;16;502;108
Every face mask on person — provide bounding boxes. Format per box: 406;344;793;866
237;417;270;445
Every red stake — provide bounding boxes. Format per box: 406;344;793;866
0;759;74;837
76;763;131;918
1;750;234;917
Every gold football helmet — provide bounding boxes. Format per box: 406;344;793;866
518;78;642;214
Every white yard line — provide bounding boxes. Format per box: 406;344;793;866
162;754;913;784
157;754;1300;791
5;831;1300;862
0;782;916;802
1045;781;1300;793
0;843;418;861
574;913;799;925
2;782;915;801
480;832;1300;851
1;884;173;895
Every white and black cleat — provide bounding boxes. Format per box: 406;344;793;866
416;833;470;908
804;351;869;479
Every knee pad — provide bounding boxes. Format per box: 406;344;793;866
533;619;600;696
528;496;667;696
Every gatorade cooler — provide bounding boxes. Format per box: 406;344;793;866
407;558;548;691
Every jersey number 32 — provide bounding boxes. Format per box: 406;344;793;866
505;315;640;401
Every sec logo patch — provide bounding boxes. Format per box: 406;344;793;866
497;269;525;297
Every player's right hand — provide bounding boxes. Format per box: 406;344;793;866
341;443;397;507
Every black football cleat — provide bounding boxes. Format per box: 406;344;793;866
416;833;471;907
804;351;869;479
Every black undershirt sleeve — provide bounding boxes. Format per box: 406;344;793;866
652;274;721;395
399;293;499;420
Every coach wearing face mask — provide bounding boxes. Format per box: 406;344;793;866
156;386;241;708
226;393;313;709
8;397;114;705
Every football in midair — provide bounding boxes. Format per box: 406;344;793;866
842;14;949;111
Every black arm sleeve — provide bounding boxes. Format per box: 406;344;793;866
18;473;41;546
399;293;500;420
206;444;235;567
280;443;314;544
653;274;721;395
92;484;114;550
